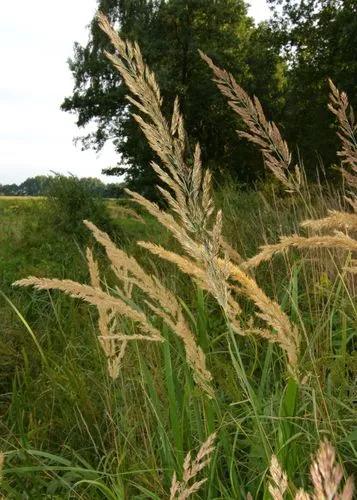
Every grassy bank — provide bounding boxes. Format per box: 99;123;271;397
0;182;355;498
0;15;356;499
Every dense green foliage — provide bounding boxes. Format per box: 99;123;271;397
0;176;50;196
62;0;284;196
45;174;114;238
268;0;357;172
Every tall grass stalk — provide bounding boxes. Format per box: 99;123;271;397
0;12;355;498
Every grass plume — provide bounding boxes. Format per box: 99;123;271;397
328;79;357;190
170;433;216;499
200;50;303;193
269;440;354;500
14;220;213;397
3;13;356;498
97;11;301;377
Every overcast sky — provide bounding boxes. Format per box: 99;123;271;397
0;0;270;185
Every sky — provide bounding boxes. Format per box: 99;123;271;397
0;0;270;185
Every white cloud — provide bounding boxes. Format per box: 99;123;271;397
0;0;270;185
0;0;118;184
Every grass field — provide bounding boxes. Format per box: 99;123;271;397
0;196;46;200
0;182;356;498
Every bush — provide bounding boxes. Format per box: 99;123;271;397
45;174;111;239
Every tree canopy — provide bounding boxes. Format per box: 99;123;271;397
62;0;357;195
268;0;357;172
62;0;285;197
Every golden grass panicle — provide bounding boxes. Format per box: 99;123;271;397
13;261;164;384
14;276;162;342
97;14;235;331
15;219;213;396
241;84;357;286
269;454;288;500
268;440;354;500
310;439;354;500
301;210;357;232
294;490;311;500
200;50;303;193
98;13;234;326
85;221;214;396
97;12;301;378
86;247;129;379
244;233;357;270
226;260;300;373
328;79;357;191
97;12;216;243
170;432;216;499
139;240;300;376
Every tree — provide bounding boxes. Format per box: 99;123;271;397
0;184;20;196
62;0;285;196
268;0;357;175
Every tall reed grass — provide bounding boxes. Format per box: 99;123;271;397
1;12;355;499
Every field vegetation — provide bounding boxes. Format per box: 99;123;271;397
0;9;356;500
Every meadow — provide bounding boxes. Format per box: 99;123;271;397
0;13;356;500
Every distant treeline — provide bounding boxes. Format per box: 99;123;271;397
0;175;123;198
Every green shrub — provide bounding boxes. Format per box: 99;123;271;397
45;174;111;239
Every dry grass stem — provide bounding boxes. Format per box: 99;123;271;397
0;452;4;483
328;79;357;191
269;440;354;500
0;452;4;500
96;12;302;377
15;219;213;396
200;50;302;192
244;233;357;270
170;433;216;499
